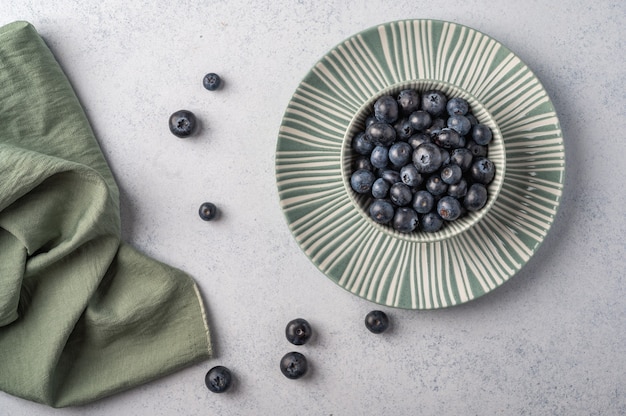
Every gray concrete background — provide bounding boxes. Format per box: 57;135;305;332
1;1;624;415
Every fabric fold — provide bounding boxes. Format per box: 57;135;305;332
0;21;211;407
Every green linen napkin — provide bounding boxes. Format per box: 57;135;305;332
0;21;212;407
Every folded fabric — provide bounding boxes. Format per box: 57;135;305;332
0;21;212;407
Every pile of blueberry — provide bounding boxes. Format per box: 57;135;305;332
350;89;496;234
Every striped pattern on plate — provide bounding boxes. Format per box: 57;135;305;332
276;19;565;309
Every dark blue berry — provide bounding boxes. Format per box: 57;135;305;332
353;156;374;171
437;196;462;221
280;352;308;379
199;202;218;221
408;132;431;149
393;206;419;233
394;118;414;141
388;141;413;167
434;128;462;149
421;211;444;233
397;89;420;115
425;117;447;136
413;142;443;173
440;164;463;184
421;90;447;117
371;178;390;199
380;169;402;184
369;199;395;224
374;95;399;124
350;169;376;194
366;122;396;146
203;73;222;91
425;174;448;196
365;310;390;334
285;318;312;345
412;190;435;214
446;96;469;116
370;145;390;169
470;157;496;184
450;148;474;171
464;183;488;211
169;110;197;138
400;164;422;187
466;140;488;158
389;182;413;207
205;366;232;393
472;123;493;145
365;115;377;128
447;178;468;198
447;115;472;136
352;131;374;155
408;110;432;131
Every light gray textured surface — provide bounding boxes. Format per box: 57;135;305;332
1;1;625;415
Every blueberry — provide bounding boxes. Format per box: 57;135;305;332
203;73;222;91
400;164;422;187
365;115;377;128
421;90;447;117
412;142;443;174
371;177;390;199
470;157;496;184
437;196;462;221
397;89;420;115
352;131;374;155
394;118;414;141
440;164;463;184
408;132;431;149
466;113;479;126
285;318;312;345
353;156;374;172
388;141;413;167
369;199;395;224
364;310;390;334
421;211;444;233
434;128;462;149
366;122;396;146
466;140;488;158
446;96;469;116
425;174;448;196
450;148;474;172
389;182;413;207
447;115;472;136
425;117;447;136
464;183;488;211
412;190;435;214
447;178;468;198
374;95;399;124
393;206;419;233
380;169;402;184
408;110;432;131
472;123;493;145
169;110;197;138
370;145;390;169
350;169;376;194
199;202;218;221
205;366;232;393
439;147;451;166
280;352;308;379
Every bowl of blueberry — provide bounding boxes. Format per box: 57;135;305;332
276;19;565;309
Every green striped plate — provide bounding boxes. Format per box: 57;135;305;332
276;19;565;309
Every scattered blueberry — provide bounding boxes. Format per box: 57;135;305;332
412;190;435;214
393;207;419;233
280;352;308;379
450;148;474;171
408;110;432;131
169;110;197;138
472;123;493;145
389;182;413;207
437;196;462;221
205;366;232;393
408;132;431;149
202;73;222;91
365;310;390;334
434;128;462;149
425;174;448;196
352;131;374;155
394;118;414;141
199;202;218;221
421;211;444;233
440;164;463;185
400;164;422;187
470;157;496;184
447;115;472;136
388;141;413;167
447;178;469;198
446;96;469;116
413;142;443;173
464;183;488;211
371;177;391;199
285;318;312;345
366;122;396;146
370;145;390;169
380;169;402;185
